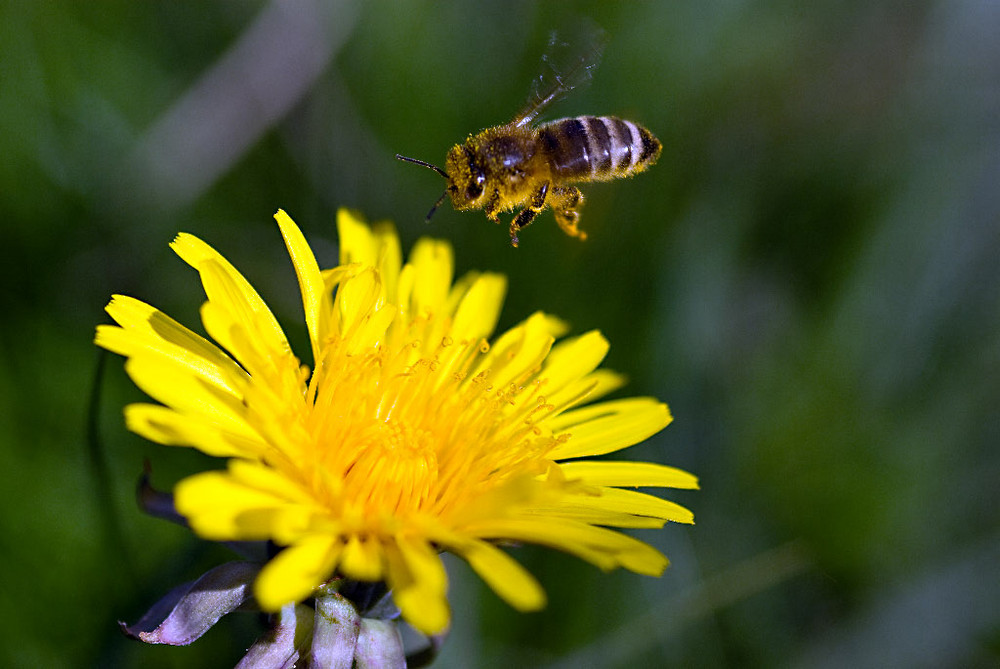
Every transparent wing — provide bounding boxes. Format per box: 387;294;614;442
513;24;607;128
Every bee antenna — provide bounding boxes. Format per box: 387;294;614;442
395;154;449;180
425;189;449;223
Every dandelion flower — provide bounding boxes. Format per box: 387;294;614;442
96;209;697;636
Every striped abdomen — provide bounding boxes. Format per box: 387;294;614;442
535;115;661;181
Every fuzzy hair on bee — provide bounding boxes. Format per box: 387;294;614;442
397;30;661;247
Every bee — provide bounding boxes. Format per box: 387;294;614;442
396;32;661;247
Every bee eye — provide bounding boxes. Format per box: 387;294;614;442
466;183;484;200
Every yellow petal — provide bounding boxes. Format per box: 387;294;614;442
558;461;699;490
397;535;447;598
383;537;450;635
544;369;627;413
171;233;290;359
227;459;318;505
443;270;479;315
337;208;377;266
238;381;311;464
472;312;556;391
339;534;384;582
449;273;507;346
430;273;508;383
195;263;294;378
98;295;248;395
458;539;546;611
125;403;265;458
407;238;453;317
234;507;320;545
178;460;327;541
394;263;417;323
174;470;292;540
350;300;397;355
372;221;402;303
523;505;666;529
548;398;672;459
559;487;695;525
332;269;394;354
276;209;328;368
255;534;343;611
539;331;609;393
122;355;248;434
462;517;668;575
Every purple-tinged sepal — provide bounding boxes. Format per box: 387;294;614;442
236;603;313;669
120;561;260;645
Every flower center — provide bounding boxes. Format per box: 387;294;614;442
340;420;439;516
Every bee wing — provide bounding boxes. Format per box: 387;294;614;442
513;25;607;129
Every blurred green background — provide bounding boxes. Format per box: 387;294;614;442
2;1;998;666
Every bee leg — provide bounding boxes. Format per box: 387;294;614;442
509;208;540;247
508;182;550;247
484;189;503;222
550;186;587;241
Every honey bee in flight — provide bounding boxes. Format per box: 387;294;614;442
396;32;662;247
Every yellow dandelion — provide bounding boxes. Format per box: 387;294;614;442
96;209;697;636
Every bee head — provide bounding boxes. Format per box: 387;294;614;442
445;144;488;209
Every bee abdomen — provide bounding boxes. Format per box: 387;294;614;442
537;116;661;180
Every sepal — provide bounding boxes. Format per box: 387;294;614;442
120;561;260;645
236;602;313;668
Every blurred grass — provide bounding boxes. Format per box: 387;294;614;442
1;1;997;667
